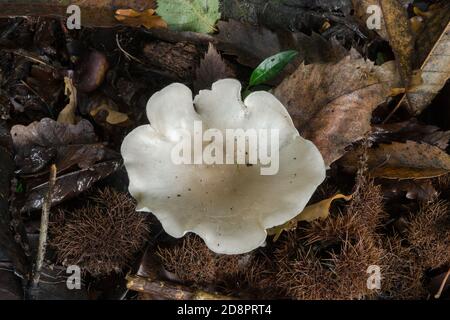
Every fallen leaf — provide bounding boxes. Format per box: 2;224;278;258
273;50;400;166
57;77;78;125
11;118;119;178
379;0;415;89
157;0;220;34
372;119;450;150
340;141;450;180
268;194;353;241
21;160;121;212
406;17;450;114
216;20;347;69
114;8;167;29
89;100;130;126
11;118;96;149
249;50;298;87
381;179;438;202
193;43;235;93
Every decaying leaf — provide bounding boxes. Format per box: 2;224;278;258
341;141;450;180
268;194;353;241
406;20;450;114
216;20;347;69
156;0;220;34
381;179;437;202
274;50;400;166
21;160;121;212
57;77;78;125
114;8;167;29
11;118;97;152
372;119;450;150
11;118;119;177
194;43;235;93
89;100;130;126
379;0;415;89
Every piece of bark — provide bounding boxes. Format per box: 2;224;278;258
127;275;234;300
142;41;200;81
0;0;156;27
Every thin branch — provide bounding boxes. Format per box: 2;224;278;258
32;164;57;287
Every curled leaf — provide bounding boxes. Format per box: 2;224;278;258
269;194;353;241
57;77;78;125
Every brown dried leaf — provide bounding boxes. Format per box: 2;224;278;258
194;43;235;93
268;194;353;241
380;0;415;88
406;20;450;114
114;8;167;29
90;101;129;126
57;77;78;125
372;119;450;150
273;50;400;166
341;141;450;179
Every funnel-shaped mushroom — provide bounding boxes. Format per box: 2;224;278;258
121;79;326;254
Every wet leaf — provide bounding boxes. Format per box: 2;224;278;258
341;141;450;180
114;8;167;29
269;194;353;241
274;50;400;166
249;50;298;87
21;160;121;212
194;43;235;93
157;0;220;34
11;118;98;175
216;20;347;69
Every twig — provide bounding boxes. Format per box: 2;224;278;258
32;164;57;287
434;267;450;299
126;275;236;300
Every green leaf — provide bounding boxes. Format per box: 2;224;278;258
156;0;220;34
249;50;298;87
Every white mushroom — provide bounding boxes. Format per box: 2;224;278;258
121;79;326;254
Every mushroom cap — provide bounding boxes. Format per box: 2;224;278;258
121;79;326;254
